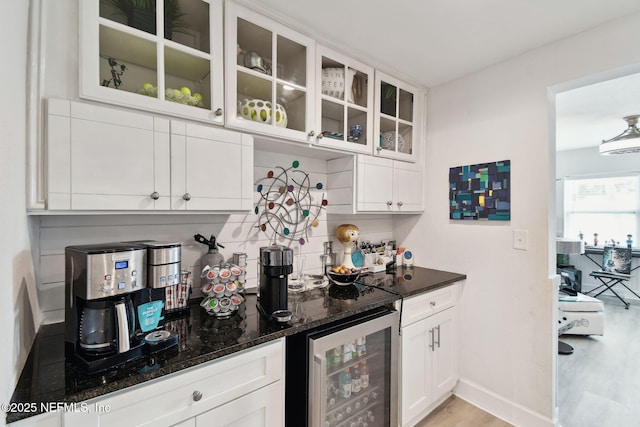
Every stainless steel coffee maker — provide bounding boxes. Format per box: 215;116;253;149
257;245;293;322
65;243;147;373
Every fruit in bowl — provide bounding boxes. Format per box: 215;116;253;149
326;265;360;286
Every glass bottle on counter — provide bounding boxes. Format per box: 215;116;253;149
339;367;352;399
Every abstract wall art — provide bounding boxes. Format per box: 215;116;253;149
449;160;510;221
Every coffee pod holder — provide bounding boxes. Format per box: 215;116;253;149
200;262;247;318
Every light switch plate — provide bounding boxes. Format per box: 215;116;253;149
513;229;529;250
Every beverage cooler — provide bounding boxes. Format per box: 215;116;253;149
286;306;399;427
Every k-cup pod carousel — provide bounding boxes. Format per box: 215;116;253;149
200;262;247;318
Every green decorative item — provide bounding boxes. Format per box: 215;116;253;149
255;161;328;247
238;99;287;127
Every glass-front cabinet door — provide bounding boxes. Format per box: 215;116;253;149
225;1;315;141
373;71;422;162
80;0;224;124
313;45;374;154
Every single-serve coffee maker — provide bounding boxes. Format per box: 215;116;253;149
257;245;293;322
65;243;147;373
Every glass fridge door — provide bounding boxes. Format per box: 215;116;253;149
309;309;399;427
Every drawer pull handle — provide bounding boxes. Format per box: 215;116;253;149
193;390;203;402
435;324;441;348
430;301;436;307
428;328;435;351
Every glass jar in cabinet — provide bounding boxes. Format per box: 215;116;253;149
313;45;374;154
80;0;224;124
224;1;315;142
373;71;423;162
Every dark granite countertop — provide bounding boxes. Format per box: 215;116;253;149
7;266;465;424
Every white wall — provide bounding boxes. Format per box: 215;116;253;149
394;12;640;427
3;1;41;420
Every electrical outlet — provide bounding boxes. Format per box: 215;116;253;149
513;229;529;250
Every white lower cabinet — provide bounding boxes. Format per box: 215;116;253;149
44;98;252;212
397;285;459;427
196;381;283;426
10;412;61;427
63;339;285;427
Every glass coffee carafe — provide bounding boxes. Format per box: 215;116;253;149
79;297;135;355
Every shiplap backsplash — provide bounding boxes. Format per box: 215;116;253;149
35;150;394;322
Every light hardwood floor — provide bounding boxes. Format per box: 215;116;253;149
558;294;640;427
416;396;512;427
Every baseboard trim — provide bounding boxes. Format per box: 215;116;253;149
454;379;555;427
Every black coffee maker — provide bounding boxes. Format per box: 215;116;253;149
65;243;147;373
257;245;293;322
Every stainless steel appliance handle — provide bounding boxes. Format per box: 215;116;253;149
312;353;327;427
69;256;74;309
114;300;130;353
435;325;441;348
429;327;435;351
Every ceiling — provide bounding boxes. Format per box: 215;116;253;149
555;72;640;152
239;0;640;151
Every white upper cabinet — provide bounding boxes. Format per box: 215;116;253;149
224;1;315;142
374;71;423;162
170;121;254;211
45;98;253;213
313;45;374;154
79;0;225;124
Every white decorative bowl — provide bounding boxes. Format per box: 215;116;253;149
381;131;405;152
238;99;287;127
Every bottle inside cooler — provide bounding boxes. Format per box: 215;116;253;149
324;329;388;427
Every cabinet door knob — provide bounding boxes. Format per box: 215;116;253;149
149;192;160;200
376;146;382;153
397;201;403;207
183;193;192;201
214;108;223;117
308;130;315;137
430;301;436;307
192;390;203;402
387;201;393;207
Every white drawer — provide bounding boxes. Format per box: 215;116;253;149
64;338;284;427
398;283;459;327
